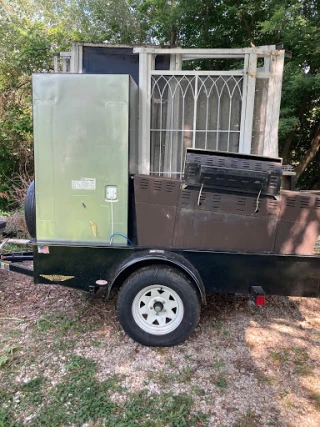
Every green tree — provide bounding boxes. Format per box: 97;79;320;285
0;0;319;205
0;0;73;207
132;0;320;187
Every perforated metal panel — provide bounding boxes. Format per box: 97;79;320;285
134;174;281;252
174;189;280;251
134;177;320;254
274;191;320;254
184;149;282;196
134;175;180;247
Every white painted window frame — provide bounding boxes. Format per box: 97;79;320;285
133;46;284;174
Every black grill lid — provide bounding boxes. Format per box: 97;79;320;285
183;149;283;197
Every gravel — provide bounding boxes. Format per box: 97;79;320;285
1;268;320;426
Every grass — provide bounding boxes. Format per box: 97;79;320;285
291;347;312;375
0;355;209;426
26;312;92;353
20;377;46;407
33;312;91;337
0;329;23;341
1;276;319;426
209;359;228;389
282;400;295;409
232;408;261;427
149;364;193;385
215;321;223;330
213;359;225;372
0;306;208;425
0;242;32;253
180;365;192;382
213;375;228;389
192;385;206;396
255;372;277;386
150;358;226;389
0;355;10;367
0;346;20;368
279;389;289;399
269;348;290;364
269;346;313;376
309;393;320;409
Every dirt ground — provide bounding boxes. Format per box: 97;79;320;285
0;268;320;426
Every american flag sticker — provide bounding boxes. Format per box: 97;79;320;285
38;246;50;254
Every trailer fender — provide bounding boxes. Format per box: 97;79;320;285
108;250;206;304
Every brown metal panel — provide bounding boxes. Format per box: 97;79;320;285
278;191;320;222
274;221;320;255
174;190;280;252
134;175;180;205
172;208;194;248
174;210;278;251
195;212;278;251
274;191;320;254
195;191;280;218
135;203;177;246
133;176;320;255
134;175;180;246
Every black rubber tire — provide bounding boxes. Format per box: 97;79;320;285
24;180;36;238
117;266;201;347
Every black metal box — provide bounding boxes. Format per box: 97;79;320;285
184;149;283;197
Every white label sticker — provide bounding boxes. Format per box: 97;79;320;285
72;178;96;190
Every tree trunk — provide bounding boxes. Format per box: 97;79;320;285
170;25;177;46
281;130;296;163
295;122;320;181
281;97;309;163
236;0;254;46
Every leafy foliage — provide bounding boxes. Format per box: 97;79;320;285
0;0;319;207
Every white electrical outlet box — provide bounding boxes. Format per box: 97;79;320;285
106;186;117;200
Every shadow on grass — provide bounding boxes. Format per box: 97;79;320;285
0;355;209;427
196;292;320;426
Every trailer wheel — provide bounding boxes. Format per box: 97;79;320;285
25;180;36;238
117;266;200;346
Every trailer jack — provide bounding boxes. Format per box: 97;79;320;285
89;280;109;296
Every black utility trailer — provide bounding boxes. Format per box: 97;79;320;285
1;149;320;347
2;114;320;348
1;46;320;347
1;242;320;346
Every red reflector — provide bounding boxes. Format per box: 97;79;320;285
255;295;266;306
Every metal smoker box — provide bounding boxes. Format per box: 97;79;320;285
33;73;138;244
